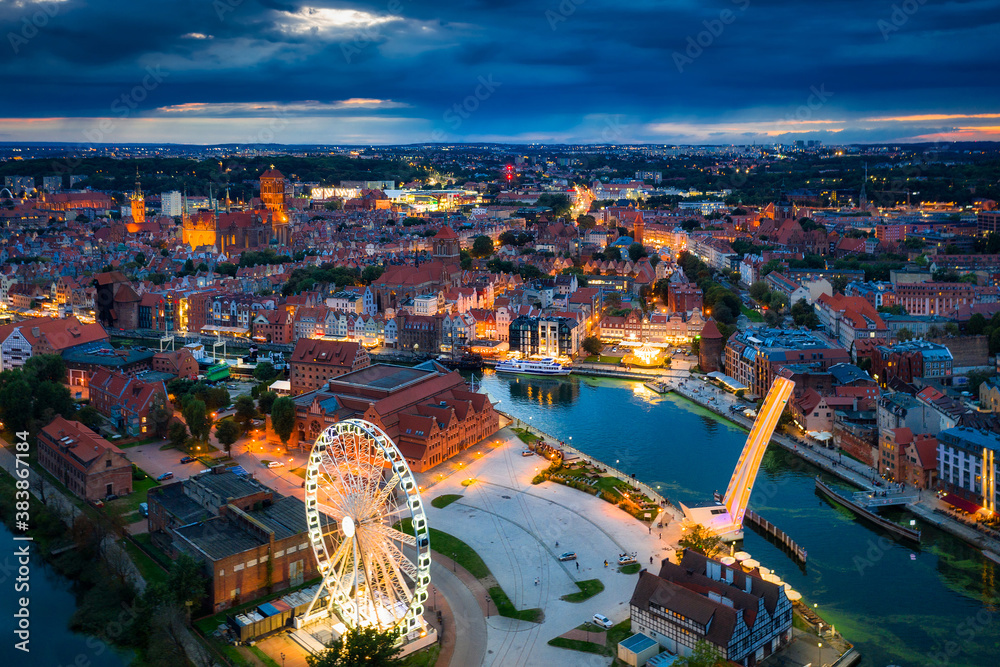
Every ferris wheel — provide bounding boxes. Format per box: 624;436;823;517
302;419;431;635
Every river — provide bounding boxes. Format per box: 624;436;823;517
476;371;1000;667
0;520;131;667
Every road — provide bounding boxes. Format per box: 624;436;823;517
429;559;488;667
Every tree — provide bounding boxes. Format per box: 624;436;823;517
967;313;988;336
253;361;278;385
270;397;296;449
690;338;701;356
182;399;209;443
790;299;820;329
258;390;278;415
135;252;147;267
748;281;770;303
678;524;723;559
896;327;915;342
215;419;241;455
471;235;494;258
234;394;257;430
628;242;647;262
675;640;727;667
205;386;230;412
576;214;596;231
307;626;403;667
148;394;173;439
77;405;102;430
0;374;33;433
603;292;622;310
534;193;572;218
23;354;67;383
582;336;603;356
168;422;188;449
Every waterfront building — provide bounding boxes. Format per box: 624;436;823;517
869;339;953;389
266;362;500;471
0;315;108;372
289;338;370;394
878;427;938;485
508;314;581;357
937;426;1000;512
37;416;132;502
724;327;848;398
148;469;317;611
630;550;792;666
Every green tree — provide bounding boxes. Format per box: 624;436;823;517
148;394;173;439
167;554;207;621
34;380;73;422
253;361;278;384
182;399;209;443
168;421;188;449
23;354;67;383
748;281;770;303
471;235;494;258
576;214;597;231
135;252;147;267
678;524;723;559
234;394;257;430
674;640;727;667
307;626;403;667
582;336;603;356
258;390;278;415
77;405;102;430
790;299;820;329
968;313;988;336
628;242;648;262
0;374;33;433
270;396;296;450
534;193;572;218
205;386;230;412
690;338;701;357
896;327;914;342
603;292;622;311
215;419;241;455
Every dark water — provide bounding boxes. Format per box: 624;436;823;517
0;521;131;666
478;372;1000;667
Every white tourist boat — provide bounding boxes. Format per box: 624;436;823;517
495;357;571;376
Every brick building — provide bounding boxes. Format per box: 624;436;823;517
893;282;976;317
268;362;500;472
0;315;108;372
667;282;703;314
870;340;954;389
152;348;199;380
289;338;370;394
37;416;133;501
88;368;168;436
148;468;318;611
724;328;849;398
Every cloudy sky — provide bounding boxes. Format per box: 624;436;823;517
1;0;999;145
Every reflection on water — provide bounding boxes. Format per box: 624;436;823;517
475;372;1000;667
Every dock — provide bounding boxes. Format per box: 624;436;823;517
743;508;808;566
815;477;922;544
643;380;671;394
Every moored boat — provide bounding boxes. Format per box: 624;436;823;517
495;357;571;376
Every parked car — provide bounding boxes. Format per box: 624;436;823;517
180;456;195;464
105;493;119;502
592;613;613;629
521;450;534;457
267;461;284;468
558;552;577;561
91;499;104;509
156;472;174;481
618;554;638;566
139;502;148;517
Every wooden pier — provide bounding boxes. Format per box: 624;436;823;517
815;477;922;544
744;508;808;566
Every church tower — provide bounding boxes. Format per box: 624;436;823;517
260;166;288;245
130;170;145;224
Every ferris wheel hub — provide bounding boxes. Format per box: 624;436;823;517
342;515;356;538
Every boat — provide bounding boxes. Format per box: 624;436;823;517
495;357;571;376
436;353;485;371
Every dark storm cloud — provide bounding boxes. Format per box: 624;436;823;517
0;0;998;142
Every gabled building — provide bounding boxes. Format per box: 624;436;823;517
630;550;792;666
88;368;168;436
289;338;370;394
37;416;132;501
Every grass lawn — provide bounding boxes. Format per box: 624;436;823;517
607;619;632;647
132;533;175;570
289;466;308;480
561;579;605;603
619;563;641;575
741;304;764;322
249;646;281;667
489;586;543;623
107;474;160;516
547;636;606;654
511;427;540;444
431;494;462;509
121;537;169;586
400;644;441;667
118;436;163;449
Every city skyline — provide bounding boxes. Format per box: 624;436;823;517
2;0;1000;145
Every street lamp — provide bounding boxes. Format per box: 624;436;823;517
280;652;285;667
452;553;457;572
817;641;822;667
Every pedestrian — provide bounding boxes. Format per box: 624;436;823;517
650;556;653;564
659;532;662;539
576;562;579;571
534;577;539;586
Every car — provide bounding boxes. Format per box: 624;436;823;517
91;499;104;509
156;472;174;481
180;456;195;464
267;461;284;468
521;450;534;457
558;552;577;561
592;613;613;629
618;554;638;566
105;493;119;502
139;502;148;517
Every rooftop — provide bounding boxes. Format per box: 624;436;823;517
329;363;436;391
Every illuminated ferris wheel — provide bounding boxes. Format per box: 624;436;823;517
302;419;431;634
